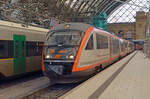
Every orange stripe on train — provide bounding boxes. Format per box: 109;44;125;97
72;26;122;72
72;27;94;72
42;48;45;71
50;49;55;53
55;54;62;59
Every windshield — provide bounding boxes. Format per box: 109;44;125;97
47;30;84;46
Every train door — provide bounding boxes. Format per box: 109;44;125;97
109;37;112;61
13;35;26;75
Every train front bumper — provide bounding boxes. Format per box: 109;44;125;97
43;60;95;83
44;64;64;77
43;60;74;77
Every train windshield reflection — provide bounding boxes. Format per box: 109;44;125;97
47;30;84;46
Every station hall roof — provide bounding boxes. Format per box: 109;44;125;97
35;0;129;19
3;0;147;25
0;0;130;21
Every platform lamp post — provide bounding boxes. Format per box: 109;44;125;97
145;9;150;58
147;9;150;58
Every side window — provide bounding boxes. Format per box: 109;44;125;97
120;41;124;52
96;33;108;49
125;42;128;49
27;42;36;56
15;41;19;57
37;42;43;55
27;42;43;57
8;41;13;58
22;41;25;57
112;38;120;54
85;34;93;50
123;42;126;51
0;41;8;58
0;40;13;58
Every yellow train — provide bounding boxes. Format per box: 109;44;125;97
0;20;48;79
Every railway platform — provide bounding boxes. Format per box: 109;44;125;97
60;51;150;99
0;77;50;99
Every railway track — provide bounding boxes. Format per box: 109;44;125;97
0;74;49;99
0;73;83;99
23;83;82;99
0;73;43;89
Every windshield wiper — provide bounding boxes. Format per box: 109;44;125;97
47;44;79;48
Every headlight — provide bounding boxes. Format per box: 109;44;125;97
45;55;50;59
69;55;74;59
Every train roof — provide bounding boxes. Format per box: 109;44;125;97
0;20;49;32
93;26;131;43
53;22;92;32
51;22;131;43
52;23;118;38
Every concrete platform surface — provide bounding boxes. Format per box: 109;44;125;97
60;51;138;99
99;51;150;99
0;77;50;99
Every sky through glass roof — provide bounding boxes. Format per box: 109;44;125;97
108;0;150;23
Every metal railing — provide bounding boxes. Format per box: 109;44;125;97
144;10;150;58
144;40;150;58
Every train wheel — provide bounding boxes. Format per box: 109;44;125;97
119;56;122;60
95;65;102;73
0;74;4;80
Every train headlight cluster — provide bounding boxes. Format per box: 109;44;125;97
45;54;51;59
69;55;74;59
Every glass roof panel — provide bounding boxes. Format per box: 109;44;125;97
108;0;150;23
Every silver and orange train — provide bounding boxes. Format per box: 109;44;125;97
42;23;134;83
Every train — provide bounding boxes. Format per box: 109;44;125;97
0;20;48;79
133;40;144;50
42;23;134;83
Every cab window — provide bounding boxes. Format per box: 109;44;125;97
85;34;93;50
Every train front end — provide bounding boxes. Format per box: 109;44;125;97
42;23;89;83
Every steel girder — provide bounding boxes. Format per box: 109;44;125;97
65;0;129;17
0;0;131;22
